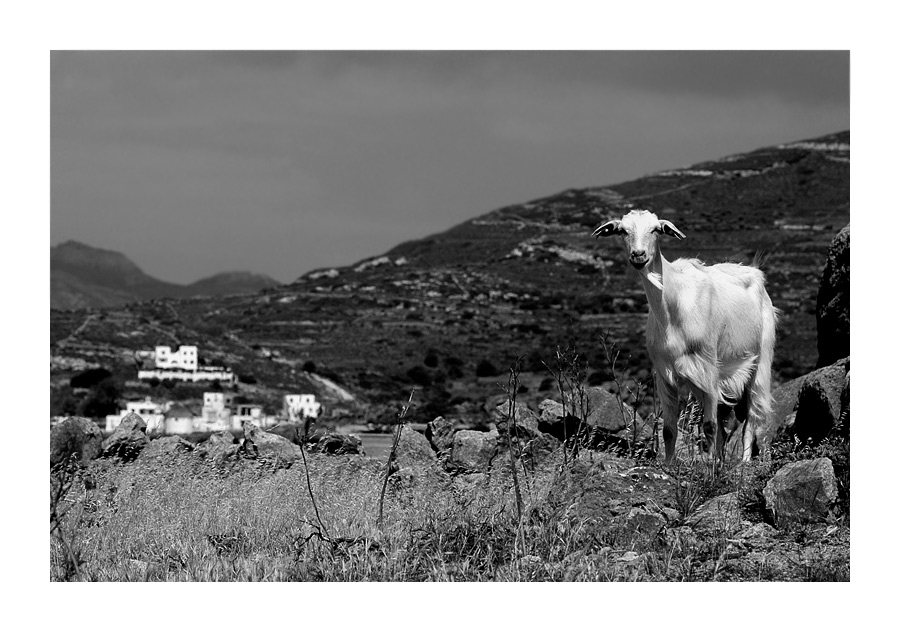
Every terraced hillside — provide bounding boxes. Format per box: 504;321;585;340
50;131;850;425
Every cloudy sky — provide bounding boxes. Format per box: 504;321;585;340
51;51;849;284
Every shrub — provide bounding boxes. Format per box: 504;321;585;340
475;359;500;378
70;368;112;390
406;365;432;387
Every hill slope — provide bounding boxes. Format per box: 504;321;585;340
51;241;281;310
50;131;850;424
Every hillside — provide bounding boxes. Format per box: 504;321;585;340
51;241;281;310
50;131;850;424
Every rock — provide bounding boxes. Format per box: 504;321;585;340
266;422;305;445
735;522;777;542
793;359;848;442
763;458;837;526
306;428;365;456
51;417;103;466
390;426;437;470
816;224;849;368
688;492;743;536
101;412;150;462
450;430;498;472
624;508;667;535
766;358;849;444
536;399;582;441
242;421;302;463
425;416;456;454
195;431;242;465
492;401;561;468
544;453;679;542
139;435;194;460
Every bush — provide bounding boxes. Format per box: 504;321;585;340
76;377;121;418
475;359;500;378
70;368;112;390
406;365;432;387
424;350;439;368
302;361;317;373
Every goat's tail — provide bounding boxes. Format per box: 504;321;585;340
746;301;780;456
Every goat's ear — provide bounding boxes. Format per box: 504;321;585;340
659;220;686;240
592;220;624;238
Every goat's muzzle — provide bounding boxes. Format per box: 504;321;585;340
630;252;649;269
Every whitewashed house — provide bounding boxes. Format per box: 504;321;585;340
154;345;198;371
165;404;196;435
283;394;322;421
105;397;168;433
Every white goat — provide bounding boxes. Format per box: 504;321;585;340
593;210;778;462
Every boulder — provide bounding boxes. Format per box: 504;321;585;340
101;412;150;462
140;435;194;460
688;492;744;536
816;225;849;368
766;358;849;444
306;428;365;456
390;426;437;470
195;431;242;465
51;417;103;467
450;430;498;472
425;416;456;454
543;453;679;543
537;399;582;441
571;388;651;444
763;457;838;526
242;421;302;463
793;358;849;442
492;401;561;467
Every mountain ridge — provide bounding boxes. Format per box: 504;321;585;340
51;240;281;310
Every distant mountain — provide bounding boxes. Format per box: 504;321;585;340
186;272;282;297
51;131;850;425
51;241;280;310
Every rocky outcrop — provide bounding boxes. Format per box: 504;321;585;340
492;402;561;468
101;412;150;463
768;357;849;444
816;225;849;368
688;492;744;536
194;431;242;465
139;435;194;460
425;416;456;455
763;458;838;525
306;428;364;456
536;389;651;453
390;426;437;470
544;454;679;543
242;421;302;464
51;417;103;466
450;430;498;472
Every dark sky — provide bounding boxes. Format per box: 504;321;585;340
51;51;849;284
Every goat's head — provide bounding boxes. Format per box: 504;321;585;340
592;209;685;270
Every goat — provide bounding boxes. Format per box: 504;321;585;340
592;209;778;463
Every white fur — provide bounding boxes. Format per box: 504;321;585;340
593;210;779;462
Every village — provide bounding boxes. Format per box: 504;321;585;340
104;344;322;435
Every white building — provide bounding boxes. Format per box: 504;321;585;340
105;397;168;433
137;368;236;384
284;394;322;421
165;404;196;435
155;345;198;371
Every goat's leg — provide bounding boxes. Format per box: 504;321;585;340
657;377;680;463
702;391;725;462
